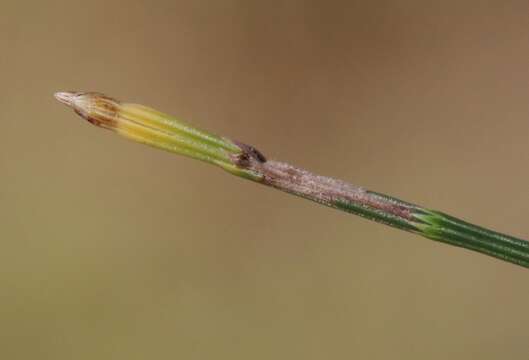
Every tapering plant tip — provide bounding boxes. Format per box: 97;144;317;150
54;91;255;175
54;91;121;129
54;91;76;106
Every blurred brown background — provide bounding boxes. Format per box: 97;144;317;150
1;1;529;359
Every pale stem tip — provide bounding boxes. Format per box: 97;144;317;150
54;91;76;107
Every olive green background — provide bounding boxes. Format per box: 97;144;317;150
2;1;529;359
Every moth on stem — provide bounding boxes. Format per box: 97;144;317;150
55;91;529;269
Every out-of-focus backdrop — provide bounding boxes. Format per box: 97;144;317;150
2;1;528;359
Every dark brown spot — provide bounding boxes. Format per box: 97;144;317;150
233;140;267;164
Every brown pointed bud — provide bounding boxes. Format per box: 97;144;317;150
54;91;120;130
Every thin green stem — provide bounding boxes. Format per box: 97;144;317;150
55;91;529;269
416;210;529;267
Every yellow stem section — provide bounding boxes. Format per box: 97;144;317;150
117;103;234;166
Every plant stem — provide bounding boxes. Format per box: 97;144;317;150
55;91;529;269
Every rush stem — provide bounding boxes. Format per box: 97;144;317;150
55;91;529;269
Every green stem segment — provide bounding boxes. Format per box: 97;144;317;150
415;210;529;267
335;195;529;268
55;91;529;269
